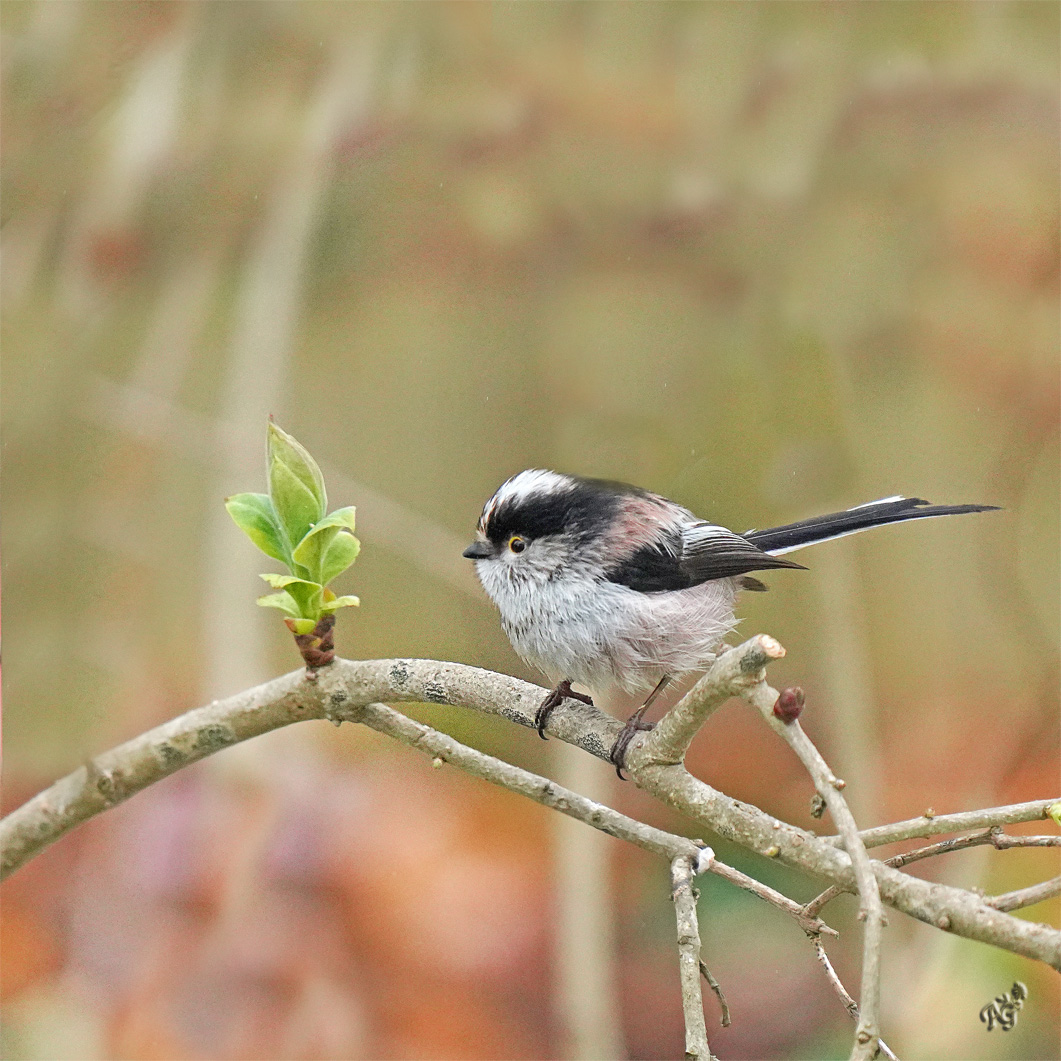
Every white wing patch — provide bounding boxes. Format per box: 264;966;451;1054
682;522;755;552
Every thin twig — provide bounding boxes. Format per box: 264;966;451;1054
987;876;1061;913
357;700;828;936
831;800;1060;850
708;858;837;937
808;934;899;1061
639;636;787;765
805;829;1061;919
991;835;1061;850
887;830;1061;863
811;933;858;1018
741;684;885;1061
671;856;712;1061
698;961;731;1028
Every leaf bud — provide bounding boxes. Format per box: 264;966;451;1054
773;686;805;723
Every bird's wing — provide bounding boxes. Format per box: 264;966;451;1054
679;522;806;582
606;522;804;592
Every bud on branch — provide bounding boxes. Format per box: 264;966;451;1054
225;420;359;665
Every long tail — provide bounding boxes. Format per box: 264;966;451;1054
744;496;1000;556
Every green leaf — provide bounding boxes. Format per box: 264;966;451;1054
306;505;357;537
260;572;312;589
1049;802;1061;828
319;532;360;586
293;508;360;585
227;423;365;628
270;460;323;553
268;422;326;541
321;594;360;612
257;591;301;617
258;573;322;619
225;493;290;565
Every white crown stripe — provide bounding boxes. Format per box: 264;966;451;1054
480;470;576;530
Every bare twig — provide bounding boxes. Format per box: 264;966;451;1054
698;961;731;1029
370;699;732;1057
812;933;859;1018
809;934;899;1061
987;876;1061;913
887;829;1061;863
805;829;1061;919
356;700;689;857
671;856;712;1061
739;684;886;1060
833;800;1059;850
708;858;837;937
340;703;838;952
990;835;1061;850
641;636;787;765
2;649;1059;969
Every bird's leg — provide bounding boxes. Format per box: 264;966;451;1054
609;675;671;779
534;679;594;739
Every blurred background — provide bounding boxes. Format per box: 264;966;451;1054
2;2;1058;1058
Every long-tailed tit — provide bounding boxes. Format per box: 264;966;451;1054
463;470;997;775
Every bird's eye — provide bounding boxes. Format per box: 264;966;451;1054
508;536;526;554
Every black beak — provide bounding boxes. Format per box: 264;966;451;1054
462;540;493;560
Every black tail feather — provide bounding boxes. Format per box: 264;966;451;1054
744;497;1000;556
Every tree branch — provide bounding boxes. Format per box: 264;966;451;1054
638;635;786;765
622;648;1060;969
987;876;1061;913
671;855;712;1061
3;648;1058;973
356;699;707;882
740;684;884;1060
805;828;1061;919
709;857;838;938
833;800;1059;850
0;669;831;941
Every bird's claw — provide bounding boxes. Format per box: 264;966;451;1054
534;680;593;739
608;712;655;780
534;688;563;739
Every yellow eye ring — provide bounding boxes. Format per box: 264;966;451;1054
508;536;527;554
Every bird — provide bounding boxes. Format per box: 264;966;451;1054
462;470;998;776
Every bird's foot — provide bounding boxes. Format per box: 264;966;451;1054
609;707;656;779
534;679;593;739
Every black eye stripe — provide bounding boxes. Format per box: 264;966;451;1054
483;480;626;545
